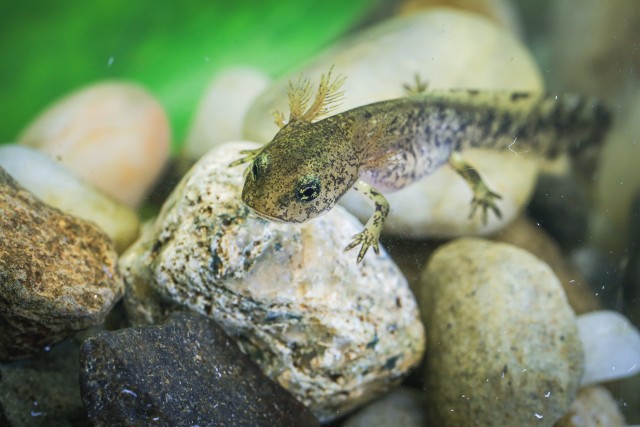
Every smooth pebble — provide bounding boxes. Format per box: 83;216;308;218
18;81;170;208
420;238;583;426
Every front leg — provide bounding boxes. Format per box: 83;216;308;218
448;152;502;224
344;180;390;263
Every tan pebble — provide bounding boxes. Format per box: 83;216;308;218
554;386;626;427
19;81;170;207
491;215;600;314
420;238;584;427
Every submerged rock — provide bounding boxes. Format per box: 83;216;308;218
182;67;270;165
554;385;627;427
119;142;425;421
0;145;140;253
18;81;170;208
577;310;640;386
80;312;319;427
420;238;584;427
0;167;123;361
343;388;426;427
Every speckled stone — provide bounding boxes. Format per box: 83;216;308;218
555;386;626;427
80;312;319;427
244;9;543;238
420;238;584;427
0;167;123;361
343;388;426;427
119;142;425;422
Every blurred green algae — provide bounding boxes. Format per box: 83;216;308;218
0;0;372;151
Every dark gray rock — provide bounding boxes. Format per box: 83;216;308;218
0;339;89;427
80;312;320;427
0;167;124;361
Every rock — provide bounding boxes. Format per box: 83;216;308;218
491;215;600;314
119;142;425;421
80;312;320;427
0;167;124;361
18;81;170;208
343;388;426;427
420;238;584;426
244;9;543;238
396;0;522;35
577;310;640;386
0;145;140;253
0;340;90;427
181;67;270;165
554;386;626;427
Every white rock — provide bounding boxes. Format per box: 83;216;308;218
18;81;171;208
578;310;640;385
0;145;139;252
119;142;426;422
182;67;270;162
243;9;543;238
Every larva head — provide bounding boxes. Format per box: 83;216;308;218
241;121;358;223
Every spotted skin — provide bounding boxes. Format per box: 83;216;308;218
231;70;610;262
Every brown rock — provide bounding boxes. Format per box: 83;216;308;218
0;167;124;361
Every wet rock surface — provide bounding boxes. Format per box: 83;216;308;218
119;142;425;421
80;312;320;427
491;215;600;314
0;167;123;361
342;388;426;427
0;145;140;253
420;238;584;427
0;340;89;427
554;385;627;427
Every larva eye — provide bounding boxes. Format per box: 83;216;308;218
250;154;269;180
295;175;321;202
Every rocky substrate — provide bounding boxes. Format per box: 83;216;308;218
2;5;640;427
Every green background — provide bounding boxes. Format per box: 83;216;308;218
0;0;372;151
